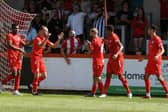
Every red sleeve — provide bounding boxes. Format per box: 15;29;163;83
113;34;120;43
131;17;136;28
61;40;67;49
143;18;147;29
6;34;12;44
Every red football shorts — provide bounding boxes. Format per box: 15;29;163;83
8;55;22;72
106;58;124;75
93;64;104;77
31;56;46;74
145;62;161;76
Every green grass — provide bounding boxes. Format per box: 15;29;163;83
0;93;168;112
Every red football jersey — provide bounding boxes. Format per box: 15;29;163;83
6;33;25;59
61;37;81;54
107;32;123;59
148;35;162;64
31;36;51;57
90;37;104;65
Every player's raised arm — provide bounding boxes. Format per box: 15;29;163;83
48;32;64;48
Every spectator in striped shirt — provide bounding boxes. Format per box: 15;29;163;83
61;30;82;65
93;6;105;38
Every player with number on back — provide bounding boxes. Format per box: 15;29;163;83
31;25;64;95
85;28;104;97
1;24;32;96
99;25;132;98
144;25;168;99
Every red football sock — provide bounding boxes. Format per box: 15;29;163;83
104;77;111;94
38;76;46;84
145;79;150;93
160;80;168;94
91;84;98;94
14;75;21;91
98;81;103;94
32;77;39;93
121;77;131;94
2;74;14;85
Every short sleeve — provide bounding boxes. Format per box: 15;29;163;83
113;34;120;43
6;34;12;44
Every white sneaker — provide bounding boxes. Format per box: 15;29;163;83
13;90;22;96
128;93;132;99
99;94;107;98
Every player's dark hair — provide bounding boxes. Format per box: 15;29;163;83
149;24;157;32
106;25;114;32
12;23;19;29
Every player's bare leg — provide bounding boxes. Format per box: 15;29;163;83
32;72;40;95
119;75;132;98
99;74;112;98
144;74;151;99
13;69;22;96
157;75;168;99
38;73;47;85
97;76;103;97
88;76;98;97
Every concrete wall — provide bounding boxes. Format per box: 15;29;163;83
144;0;160;26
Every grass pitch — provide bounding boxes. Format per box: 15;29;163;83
0;93;168;112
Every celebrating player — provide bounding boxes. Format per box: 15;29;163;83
2;24;31;95
31;25;64;95
85;28;104;97
144;25;168;99
61;30;81;65
100;25;132;98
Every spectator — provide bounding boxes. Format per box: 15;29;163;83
38;0;52;10
52;0;64;20
27;0;40;13
41;6;50;23
66;4;86;47
115;0;133;25
131;8;147;55
47;9;63;53
24;24;37;53
93;5;105;38
115;0;133;54
61;30;81;55
32;14;46;32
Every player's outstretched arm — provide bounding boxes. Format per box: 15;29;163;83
48;32;64;48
